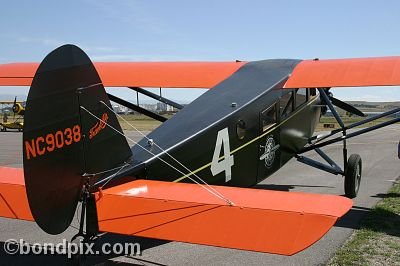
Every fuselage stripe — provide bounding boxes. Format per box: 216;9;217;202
173;94;320;182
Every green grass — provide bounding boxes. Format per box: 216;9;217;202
328;182;400;265
117;111;399;133
316;116;396;131
117;113;397;132
117;114;165;131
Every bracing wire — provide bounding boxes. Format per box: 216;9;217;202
99;163;129;189
99;101;235;205
80;105;234;206
82;163;130;177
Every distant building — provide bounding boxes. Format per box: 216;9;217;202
156;102;174;112
110;101;178;115
156;102;167;112
111;104;128;114
140;104;157;111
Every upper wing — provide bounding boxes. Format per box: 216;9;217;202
0;167;352;256
4;56;400;89
0;62;246;88
285;56;400;88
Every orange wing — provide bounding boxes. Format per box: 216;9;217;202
0;62;246;88
0;167;352;256
97;180;352;255
3;56;400;88
285;56;400;88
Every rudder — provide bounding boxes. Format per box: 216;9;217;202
23;44;131;234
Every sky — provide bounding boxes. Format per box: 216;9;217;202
1;0;400;102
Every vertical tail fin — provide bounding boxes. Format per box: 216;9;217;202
23;44;131;234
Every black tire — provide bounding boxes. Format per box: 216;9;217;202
344;154;362;198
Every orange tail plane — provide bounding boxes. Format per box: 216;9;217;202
0;166;352;256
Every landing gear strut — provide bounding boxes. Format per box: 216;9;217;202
70;183;99;265
297;89;400;198
297;88;366;198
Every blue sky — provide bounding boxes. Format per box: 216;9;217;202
1;0;400;102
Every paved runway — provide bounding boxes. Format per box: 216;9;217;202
0;125;399;265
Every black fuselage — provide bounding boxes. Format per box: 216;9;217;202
121;59;322;188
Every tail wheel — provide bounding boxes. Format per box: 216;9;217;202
344;154;362;198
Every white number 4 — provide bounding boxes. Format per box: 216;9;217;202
211;128;234;182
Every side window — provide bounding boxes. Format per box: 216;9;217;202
280;92;294;119
295;89;307;108
310;88;316;97
261;104;276;132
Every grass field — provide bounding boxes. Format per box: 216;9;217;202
329;181;400;265
315;116;395;131
117;114;163;131
117;113;398;132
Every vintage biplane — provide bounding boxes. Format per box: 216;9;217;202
0;97;24;131
0;44;399;256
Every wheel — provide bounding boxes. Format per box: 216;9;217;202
344;154;362;198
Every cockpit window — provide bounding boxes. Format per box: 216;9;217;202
261;104;276;132
280;92;294;119
295;88;308;108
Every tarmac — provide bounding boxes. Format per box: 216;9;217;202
0;125;399;265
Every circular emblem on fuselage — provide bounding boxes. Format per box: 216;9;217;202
261;136;277;168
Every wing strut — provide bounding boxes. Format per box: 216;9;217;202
296;101;400;198
296;148;344;175
301;113;400;153
129;87;184;110
106;93;167;122
318;88;349;168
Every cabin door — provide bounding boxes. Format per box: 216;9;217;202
257;103;281;182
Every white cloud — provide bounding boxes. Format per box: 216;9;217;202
83;0;177;36
17;37;65;47
16;36;117;54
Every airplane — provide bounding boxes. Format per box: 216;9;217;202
0;44;399;258
0;97;24;131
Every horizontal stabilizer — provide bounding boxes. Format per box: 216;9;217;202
0;167;352;255
0;167;32;221
96;180;352;255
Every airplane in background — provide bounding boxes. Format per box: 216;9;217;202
0;97;24;131
0;45;399;258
